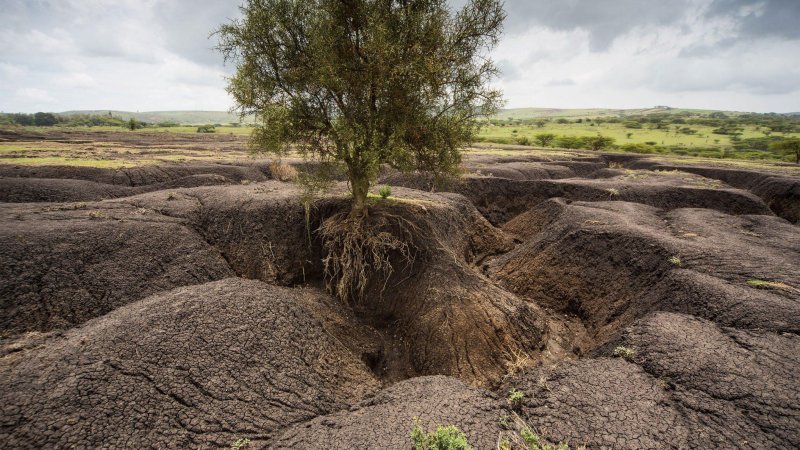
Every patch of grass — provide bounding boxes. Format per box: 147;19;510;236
410;417;473;450
269;160;298;181
0;156;146;168
229;438;251;450
669;256;682;267
378;185;392;199
88;210;106;219
508;388;525;407
613;346;636;360
605;187;620;197
746;279;793;291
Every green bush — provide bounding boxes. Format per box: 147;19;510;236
378;185;392;199
197;124;216;133
410;418;473;450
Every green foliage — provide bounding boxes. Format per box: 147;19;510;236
508;388;524;407
217;0;505;215
769;138;800;163
669;255;682;267
554;135;583;149
229;438;251;450
583;135;615;151
534;133;556;147
33;112;58;126
378;185;392;199
410;418;473;450
613;346;635;359
623;120;642;129
127;118;143;130
196;124;216;133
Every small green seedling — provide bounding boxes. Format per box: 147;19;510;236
508;388;524;407
668;256;682;267
379;185;392;199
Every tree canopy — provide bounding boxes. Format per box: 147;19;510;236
216;0;505;215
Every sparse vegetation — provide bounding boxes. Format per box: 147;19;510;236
196;124;216;133
746;279;793;291
669;256;682;267
613;346;635;359
268;160;298;182
229;438;251;450
378;185;392;200
411;418;473;450
508;388;524;407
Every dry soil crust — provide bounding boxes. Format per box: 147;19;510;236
1;149;799;449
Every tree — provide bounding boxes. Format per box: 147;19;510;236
217;0;505;217
584;135;615;151
534;133;556;147
770;139;800;164
33;112;58;126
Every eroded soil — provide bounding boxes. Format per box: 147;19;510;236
1;131;799;449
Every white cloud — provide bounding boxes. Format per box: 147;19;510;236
15;88;56;104
0;0;798;113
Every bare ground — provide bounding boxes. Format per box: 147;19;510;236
1;131;799;449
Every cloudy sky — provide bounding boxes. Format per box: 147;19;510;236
2;0;799;113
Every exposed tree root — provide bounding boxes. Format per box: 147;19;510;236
319;210;418;305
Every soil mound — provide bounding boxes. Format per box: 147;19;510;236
626;159;800;223
505;312;800;449
273;376;508;449
0;204;233;335
320;190;548;384
0;174;234;202
0;163;266;187
459;171;771;225
0;278;380;449
488;199;800;345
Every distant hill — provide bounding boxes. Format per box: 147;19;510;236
492;106;752;120
59;110;255;125
57;107;778;125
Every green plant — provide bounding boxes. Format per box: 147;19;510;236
613;346;635;359
508;388;524;407
669;255;682;267
747;279;793;290
378;185;392;199
196;124;216;133
229;438;251;450
410;418;473;450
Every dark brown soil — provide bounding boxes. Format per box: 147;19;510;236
1;133;798;449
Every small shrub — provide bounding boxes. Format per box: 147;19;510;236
268;160;298;181
606;187;619;197
196;124;216;133
508;388;524;407
378;185;392;199
410;418;473;450
88;210;105;219
613;346;635;359
669;255;682;267
516;136;532;146
166;192;176;200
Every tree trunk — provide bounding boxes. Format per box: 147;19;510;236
350;172;370;218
